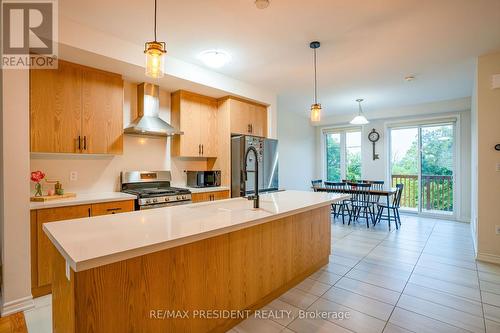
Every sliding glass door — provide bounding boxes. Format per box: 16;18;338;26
390;123;455;216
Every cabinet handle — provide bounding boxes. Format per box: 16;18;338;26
248;124;252;133
201;144;204;155
83;136;87;150
88;208;91;217
198;144;201;155
78;136;81;150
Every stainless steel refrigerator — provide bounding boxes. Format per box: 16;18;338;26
231;135;279;197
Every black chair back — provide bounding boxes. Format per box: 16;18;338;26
311;179;323;191
348;182;371;203
393;184;404;207
324;181;346;193
363;180;384;203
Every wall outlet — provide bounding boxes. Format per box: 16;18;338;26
70;171;78;181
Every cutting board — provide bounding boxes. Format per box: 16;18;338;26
30;193;76;202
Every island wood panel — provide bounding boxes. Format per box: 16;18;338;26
30;60;82;153
52;205;331;333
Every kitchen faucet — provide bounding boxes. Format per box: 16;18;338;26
243;146;260;208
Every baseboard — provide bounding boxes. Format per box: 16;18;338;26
0;295;34;316
477;252;500;265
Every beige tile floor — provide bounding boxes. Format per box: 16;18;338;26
25;215;500;333
229;214;500;333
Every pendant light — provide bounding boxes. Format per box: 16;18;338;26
144;0;166;78
350;98;369;125
309;41;321;123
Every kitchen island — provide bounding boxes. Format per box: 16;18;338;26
44;190;349;333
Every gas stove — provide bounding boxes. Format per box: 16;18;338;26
121;171;191;210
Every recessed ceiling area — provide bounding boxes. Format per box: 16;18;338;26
60;0;500;115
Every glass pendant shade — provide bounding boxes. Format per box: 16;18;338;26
350;115;369;125
145;41;166;78
310;103;321;122
350;98;369;125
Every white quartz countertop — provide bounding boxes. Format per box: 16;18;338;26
30;192;136;210
44;190;349;272
183;186;230;193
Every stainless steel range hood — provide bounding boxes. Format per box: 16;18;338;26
124;83;183;137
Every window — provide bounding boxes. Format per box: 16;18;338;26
324;129;362;181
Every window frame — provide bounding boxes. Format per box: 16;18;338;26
322;126;362;182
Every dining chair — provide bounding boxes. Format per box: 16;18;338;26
363;180;384;219
375;183;404;230
311;179;323;191
347;182;373;228
324;181;350;224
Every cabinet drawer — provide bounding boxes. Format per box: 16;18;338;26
91;200;135;216
191;190;230;203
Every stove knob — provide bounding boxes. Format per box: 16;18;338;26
145;199;151;204
165;197;170;202
176;196;181;200
152;198;158;203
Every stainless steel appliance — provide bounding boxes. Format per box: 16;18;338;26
231;135;278;197
186;170;221;188
121;171;191;210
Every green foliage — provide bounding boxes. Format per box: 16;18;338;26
392;125;454;212
346;150;361;181
326;134;341;181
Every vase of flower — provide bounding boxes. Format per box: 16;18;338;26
31;170;46;197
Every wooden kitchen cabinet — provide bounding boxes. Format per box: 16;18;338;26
191;190;230;203
91;200;134;216
32;204;91;297
171;90;218;158
30;200;134;297
30;60;124;154
227;98;267;137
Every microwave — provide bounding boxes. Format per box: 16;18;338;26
186;170;221;188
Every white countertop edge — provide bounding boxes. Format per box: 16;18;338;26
47;194;349;272
30;192;136;210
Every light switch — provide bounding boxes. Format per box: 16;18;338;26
493;74;500;89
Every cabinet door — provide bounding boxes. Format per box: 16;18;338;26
249;104;267;137
179;95;202;157
36;205;91;288
82;69;124;154
91;200;135;216
229;99;252;135
213;190;230;200
199;98;218;157
30;60;82;153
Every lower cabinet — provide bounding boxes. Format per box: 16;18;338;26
30;200;134;297
191;190;230;203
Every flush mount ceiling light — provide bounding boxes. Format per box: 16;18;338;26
309;41;322;123
144;0;167;78
350;99;369;125
405;75;416;81
199;50;231;68
255;0;270;9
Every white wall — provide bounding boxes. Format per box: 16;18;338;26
1;69;34;315
277;101;316;191
314;99;471;222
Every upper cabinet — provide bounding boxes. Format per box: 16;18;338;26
171;90;217;158
227;98;267;137
30;60;124;154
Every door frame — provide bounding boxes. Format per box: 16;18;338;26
385;114;461;220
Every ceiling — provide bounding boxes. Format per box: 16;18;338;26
61;0;500;115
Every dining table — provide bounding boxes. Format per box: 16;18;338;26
312;186;397;224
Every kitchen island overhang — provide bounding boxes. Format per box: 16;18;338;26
45;190;350;333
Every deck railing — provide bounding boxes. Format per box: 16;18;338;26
391;174;453;212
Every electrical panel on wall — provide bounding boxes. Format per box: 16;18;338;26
492;74;500;89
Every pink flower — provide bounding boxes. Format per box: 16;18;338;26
31;170;45;183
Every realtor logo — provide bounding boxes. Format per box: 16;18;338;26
1;0;58;69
